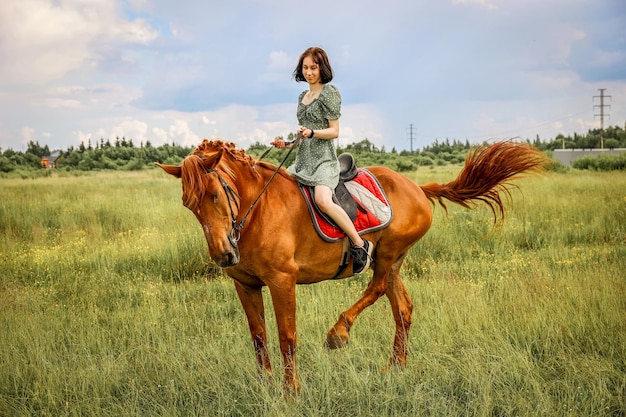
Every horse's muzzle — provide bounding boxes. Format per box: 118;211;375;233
216;236;240;267
217;248;239;267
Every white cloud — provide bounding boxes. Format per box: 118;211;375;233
74;131;91;145
201;116;216;125
72;117;199;147
267;51;291;71
257;50;293;85
1;0;624;154
533;25;587;68
167;120;201;147
526;70;580;93
110;120;150;143
341;104;386;145
21;127;35;145
40;98;84;110
452;0;498;10
31;83;143;110
0;0;158;84
151;127;168;146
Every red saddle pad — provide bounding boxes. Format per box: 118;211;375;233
299;168;393;242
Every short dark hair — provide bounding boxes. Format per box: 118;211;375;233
293;47;334;84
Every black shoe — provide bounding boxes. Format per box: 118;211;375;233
351;240;374;274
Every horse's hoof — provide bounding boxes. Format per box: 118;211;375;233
382;357;407;372
324;332;349;349
282;382;301;399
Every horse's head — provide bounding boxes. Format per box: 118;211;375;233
157;140;250;268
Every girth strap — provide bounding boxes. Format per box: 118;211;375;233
329;238;351;279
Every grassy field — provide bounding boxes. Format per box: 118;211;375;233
0;167;624;416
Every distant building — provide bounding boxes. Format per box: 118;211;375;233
41;152;61;168
553;148;626;166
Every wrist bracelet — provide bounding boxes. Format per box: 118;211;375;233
309;129;314;138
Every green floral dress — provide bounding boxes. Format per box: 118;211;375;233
287;84;342;189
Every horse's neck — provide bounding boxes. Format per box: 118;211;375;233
240;166;299;210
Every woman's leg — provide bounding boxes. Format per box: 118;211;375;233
314;185;373;273
313;185;364;247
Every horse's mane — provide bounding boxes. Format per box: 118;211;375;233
180;139;289;211
193;139;254;166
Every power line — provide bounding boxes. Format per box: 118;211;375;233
414;107;591;144
593;88;611;149
406;124;416;152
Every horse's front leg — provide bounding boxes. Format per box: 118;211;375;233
267;280;300;394
233;280;272;375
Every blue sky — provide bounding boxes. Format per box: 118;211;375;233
1;0;625;153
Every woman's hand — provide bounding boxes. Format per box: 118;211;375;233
270;137;286;149
297;126;313;139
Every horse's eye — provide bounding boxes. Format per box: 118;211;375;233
212;194;218;203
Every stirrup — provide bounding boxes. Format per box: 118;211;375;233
351;240;374;274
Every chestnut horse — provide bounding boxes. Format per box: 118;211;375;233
157;139;547;393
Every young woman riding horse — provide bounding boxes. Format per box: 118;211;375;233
270;46;374;274
157;138;548;394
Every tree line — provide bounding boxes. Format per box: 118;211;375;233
1;125;625;176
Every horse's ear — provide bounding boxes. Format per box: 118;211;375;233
156;163;182;178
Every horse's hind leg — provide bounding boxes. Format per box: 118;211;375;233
324;259;393;349
384;262;413;369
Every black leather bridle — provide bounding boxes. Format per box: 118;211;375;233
204;168;243;249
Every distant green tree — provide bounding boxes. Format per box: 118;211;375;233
26;140;49;157
0;155;14;172
604;138;620;149
3;125;625;176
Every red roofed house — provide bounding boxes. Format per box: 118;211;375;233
41;152;60;168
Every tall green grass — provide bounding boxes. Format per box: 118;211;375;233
1;168;624;416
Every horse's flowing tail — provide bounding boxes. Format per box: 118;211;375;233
420;141;549;223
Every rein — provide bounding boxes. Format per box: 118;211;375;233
205;133;304;245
